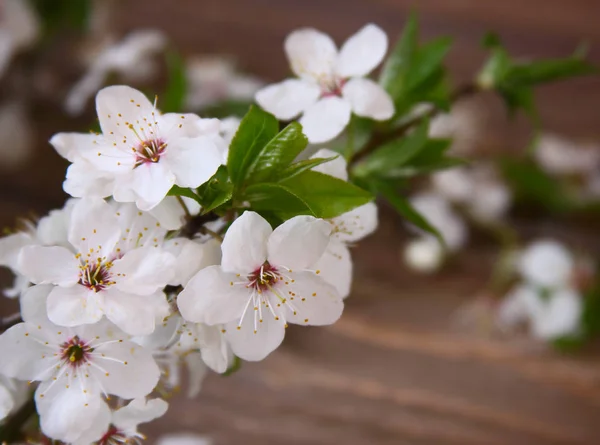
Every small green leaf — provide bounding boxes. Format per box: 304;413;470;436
504;58;597;87
279;171;373;219
246;122;308;184
406;37;452;91
379;12;419;99
227;106;279;188
375;180;444;244
162;51;188;113
276;156;338;181
245;182;315;220
196;165;233;213
167;185;201;203
355;120;430;176
222;356;242;376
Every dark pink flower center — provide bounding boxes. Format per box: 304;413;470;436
247;262;281;292
134;138;167;167
60;335;93;368
320;77;347;98
79;260;114;292
98;426;131;445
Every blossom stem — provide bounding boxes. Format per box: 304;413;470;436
350;83;479;165
175;195;193;220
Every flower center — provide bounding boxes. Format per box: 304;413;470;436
320;76;346;98
60;335;93;368
98;426;135;445
79;259;114;292
134;137;167;167
247;262;281;292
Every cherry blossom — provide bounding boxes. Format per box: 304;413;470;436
0;0;39;78
54;85;225;210
177;211;343;361
311;149;378;298
18;198;174;335
256;24;394;143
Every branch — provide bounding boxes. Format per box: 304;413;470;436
351;83;479;165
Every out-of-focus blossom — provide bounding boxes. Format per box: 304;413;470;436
429;101;484;155
65;30;167;115
156;433;213;445
0;0;39;77
186;56;263;110
535;133;600;176
0;374;28;421
256;24;393;143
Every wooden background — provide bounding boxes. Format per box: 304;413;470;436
2;1;600;444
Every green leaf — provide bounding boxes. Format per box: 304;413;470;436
167;185;201;203
379;13;418;99
375;180;444;244
279;171;373;219
275;156;338;181
406;37;453;91
162;51;188;113
196;165;233;213
245;182;315;220
246;122;308;184
504;58;597;87
354;120;430;176
227;106;279;189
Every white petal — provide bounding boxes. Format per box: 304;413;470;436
166;238;221;286
94;341;160;399
330;202;378;243
184;352;208;398
198;325;233;374
519;240;573;288
284;271;343;325
177;266;249;325
255;79;320;120
104;289;169;336
148;196;188;230
112;248;175;295
68;197;121;257
267;216;331;270
163;136;222;188
497;285;537;328
342;78;394;120
18;246;79;286
0;232;33;269
36;205;72;246
221;211;271;274
299;97;351;144
310;148;348;181
531;288;583;340
0;323;51;380
63;162;115;199
313;242;353;299
20;284;52;324
224;312;285;361
49;132;97;163
113;398;168;432
128;163;176;211
46;285;104;327
336;24;388;78
37;389;110;444
95;85;155;141
284;28;337;79
403;237;444;273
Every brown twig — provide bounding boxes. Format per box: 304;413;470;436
351;83;479;165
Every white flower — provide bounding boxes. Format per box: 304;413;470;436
256;24;394;143
535;133;600;176
0;200;73;298
73;397;168;445
428;100;484;156
0;313;160;442
310;149;377;298
0;0;39;77
518;239;574;289
54;85;226;211
403;237;444;274
177;211;343;361
498;284;582;340
431;165;511;222
186;56;263;110
156;433;213;445
165;237;222;287
18;198;173;335
65;30;167;115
